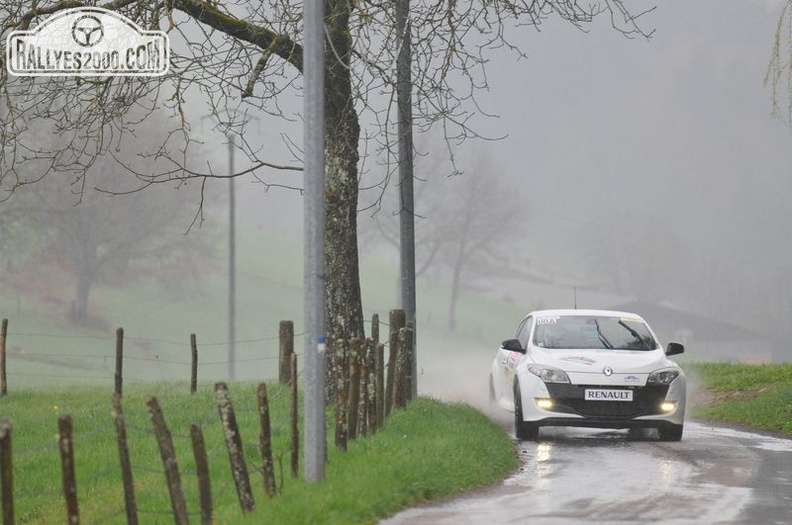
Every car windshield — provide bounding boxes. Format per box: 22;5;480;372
532;315;657;351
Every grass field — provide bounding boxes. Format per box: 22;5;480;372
0;223;523;523
0;384;517;524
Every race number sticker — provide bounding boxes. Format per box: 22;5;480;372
537;317;559;325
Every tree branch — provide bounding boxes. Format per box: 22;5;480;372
172;0;303;73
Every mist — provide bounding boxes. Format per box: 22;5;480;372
1;0;790;392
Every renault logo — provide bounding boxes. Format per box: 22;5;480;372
603;366;613;377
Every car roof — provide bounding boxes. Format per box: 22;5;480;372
526;309;647;321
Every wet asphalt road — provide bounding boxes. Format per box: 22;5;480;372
380;420;792;524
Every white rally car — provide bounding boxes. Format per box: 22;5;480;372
490;309;686;441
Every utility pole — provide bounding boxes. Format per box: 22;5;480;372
303;0;327;482
199;114;244;383
396;0;417;398
228;134;237;381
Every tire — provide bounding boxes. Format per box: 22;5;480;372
514;382;539;441
658;423;684;442
627;426;647;441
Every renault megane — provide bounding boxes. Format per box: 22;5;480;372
490;309;687;441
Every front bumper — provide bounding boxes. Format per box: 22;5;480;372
522;381;686;428
546;383;670;418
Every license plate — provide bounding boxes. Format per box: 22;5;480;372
584;389;633;402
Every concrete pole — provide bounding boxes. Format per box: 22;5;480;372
303;0;327;482
396;0;417;398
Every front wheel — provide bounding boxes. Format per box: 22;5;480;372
514;383;539;440
658;423;684;442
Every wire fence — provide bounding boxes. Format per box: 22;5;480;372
0;312;413;524
1;369;306;524
0;324;306;387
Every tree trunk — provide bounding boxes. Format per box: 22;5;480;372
71;245;97;325
448;255;463;332
324;0;365;395
447;224;469;332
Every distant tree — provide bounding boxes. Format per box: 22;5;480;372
363;142;526;331
582;214;695;301
360;135;454;278
439;153;526;331
1;154;215;325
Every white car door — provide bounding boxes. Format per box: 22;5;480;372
496;316;531;404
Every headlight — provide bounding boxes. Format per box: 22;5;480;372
528;365;570;384
647;368;680;385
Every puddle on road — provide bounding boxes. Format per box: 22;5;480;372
381;422;791;524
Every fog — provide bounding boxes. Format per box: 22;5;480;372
238;1;792;363
1;0;791;391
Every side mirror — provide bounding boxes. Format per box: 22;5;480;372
501;338;526;354
666;342;685;356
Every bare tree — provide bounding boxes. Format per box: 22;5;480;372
1;164;215;325
363;141;527;331
359;133;455;278
1;0;653;379
438;152;527;330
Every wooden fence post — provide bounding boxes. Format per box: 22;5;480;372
114;328;124;396
58;416;79;525
374;343;385;431
190;334;198;394
347;339;361;441
0;319;7;396
359;338;371;436
146;397;190;525
190;423;212;525
214;382;255;513
386;309;406;417
334;338;348;451
111;394;138;525
257;384;276;498
279;321;294;385
371;313;380;349
396;327;414;407
368;314;379;431
364;338;374;435
290;354;299;478
0;419;14;525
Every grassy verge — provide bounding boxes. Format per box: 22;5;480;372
687;362;792;434
0;385;517;524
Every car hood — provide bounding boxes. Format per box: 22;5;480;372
529;347;672;374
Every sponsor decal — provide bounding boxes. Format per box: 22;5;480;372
6;7;169;77
624;375;641;383
559;356;597;366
